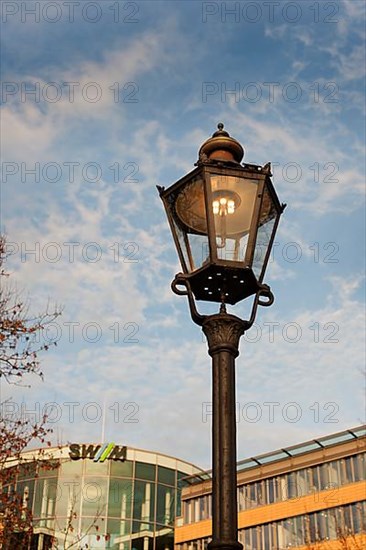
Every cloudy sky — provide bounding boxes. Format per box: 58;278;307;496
1;0;365;469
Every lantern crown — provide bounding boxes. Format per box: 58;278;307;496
198;123;244;164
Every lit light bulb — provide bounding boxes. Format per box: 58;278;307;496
227;199;235;214
212;195;236;216
213;200;220;215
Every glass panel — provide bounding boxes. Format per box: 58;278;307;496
263;523;270;550
252;526;260;550
312;466;321;491
266;478;276;503
283;517;296;546
247;483;256;507
170;207;194;271
244;528;251;549
271;523;278;548
80;516;107;543
59;459;83;477
209;174;258;263
106;518;131;549
257;480;265;505
318;511;328;540
352;426;366;437
187;232;210;270
288;442;322;455
328;508;337;539
344;457;353;483
352;503;362;533
278;475;287;501
287;472;298;499
328;460;340;486
296;468;308;498
361;501;366;531
133;480;155;524
294;515;306;546
257;451;287;464
156;484;175;525
170;174;208;272
319;463;329;490
135;462;156;482
353;453;365;481
108;479;133;518
33;477;57;522
38;461;60;478
175;176;207;234
158;466;175;486
54;478;81;534
131;520;155;535
322;433;355;445
238;485;246;510
252;186;277;279
110;460;133;478
18;462;37;480
85;458;109;475
343;504;353;533
17;479;35;514
82;476;108;517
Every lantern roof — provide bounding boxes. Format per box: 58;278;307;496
198;123;244;164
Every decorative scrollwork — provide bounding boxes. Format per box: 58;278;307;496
171;273;275;356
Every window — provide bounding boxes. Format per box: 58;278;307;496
156;484;175;525
110;459;133;478
82;476;108;517
353;454;365;482
108;478;132;518
133;480;155;523
158;466;175;486
135;462;155;482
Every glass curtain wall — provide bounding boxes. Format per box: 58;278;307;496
1;452;194;550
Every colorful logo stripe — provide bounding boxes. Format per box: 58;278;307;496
93;442;115;462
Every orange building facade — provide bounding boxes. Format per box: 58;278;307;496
174;426;366;550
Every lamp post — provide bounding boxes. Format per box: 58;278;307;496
158;124;285;550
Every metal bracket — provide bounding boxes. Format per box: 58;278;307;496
171;272;274;330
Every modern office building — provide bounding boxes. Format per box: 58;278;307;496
0;443;203;549
1;427;365;550
174;425;366;550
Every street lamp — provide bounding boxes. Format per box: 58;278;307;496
158;124;285;550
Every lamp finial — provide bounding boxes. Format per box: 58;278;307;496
198;123;244;163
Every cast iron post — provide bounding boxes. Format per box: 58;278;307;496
203;307;246;550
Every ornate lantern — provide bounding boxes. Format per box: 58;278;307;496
158;123;285;305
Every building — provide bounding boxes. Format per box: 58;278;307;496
174;425;366;550
0;443;202;549
1;427;365;550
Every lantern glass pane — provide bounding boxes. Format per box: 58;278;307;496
252;186;277;279
169;208;191;272
174;175;207;233
187;233;209;270
169;174;209;272
209;174;258;263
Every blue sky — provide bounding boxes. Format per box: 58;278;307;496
1;0;365;469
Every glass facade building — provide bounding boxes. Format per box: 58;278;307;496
175;425;366;550
2;427;365;550
1;444;202;550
